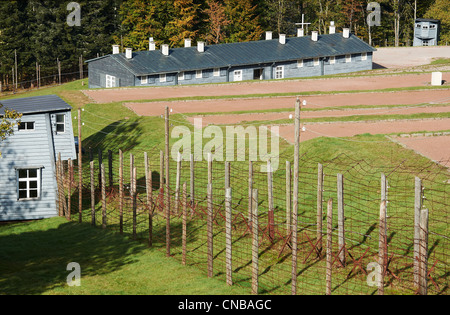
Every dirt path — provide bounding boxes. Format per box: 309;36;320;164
83;72;449;104
125;88;450;118
186;105;450;126
392;135;450;164
373;46;450;69
274;118;450;144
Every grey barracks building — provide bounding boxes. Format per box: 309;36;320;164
86;27;376;89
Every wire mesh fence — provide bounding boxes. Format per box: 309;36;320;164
56;147;449;295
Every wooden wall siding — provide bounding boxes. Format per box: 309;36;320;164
0;111;75;221
51;110;77;161
89;52;373;88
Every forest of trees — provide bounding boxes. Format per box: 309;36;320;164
0;0;448;89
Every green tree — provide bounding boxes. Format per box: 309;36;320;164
224;0;263;42
425;0;450;44
166;0;200;47
0;105;22;157
117;0;171;50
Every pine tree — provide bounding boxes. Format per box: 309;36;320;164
223;0;263;43
166;0;200;47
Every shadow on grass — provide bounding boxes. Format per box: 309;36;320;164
0;219;148;295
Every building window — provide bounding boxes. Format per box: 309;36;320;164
416;24;421;28
275;66;284;79
160;74;166;83
314;58;320;66
361;53;367;61
213;68;220;77
178;72;185;81
18;122;35;131
297;60;304;68
56;114;65;133
196;70;202;79
430;25;436;29
17;168;41;200
329;56;336;65
106;75;116;88
141;76;148;84
345;54;352;63
423;25;428;29
234;70;243;81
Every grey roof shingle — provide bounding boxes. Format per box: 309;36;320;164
86;33;376;76
0;95;72;116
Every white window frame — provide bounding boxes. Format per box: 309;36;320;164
106;74;116;88
17;168;41;200
178;72;185;81
345;54;352;63
56;114;65;133
329;56;336;65
313;58;320;66
160;74;166;83
275;66;284;79
18;121;35;131
196;70;203;79
233;70;243;82
361;52;367;61
141;76;148;85
297;59;304;68
213;68;220;77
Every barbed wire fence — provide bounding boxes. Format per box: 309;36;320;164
54;139;449;295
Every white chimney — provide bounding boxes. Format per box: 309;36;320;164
279;34;286;44
162;44;169;56
297;28;304;37
311;31;318;42
329;21;336;34
266;31;273;40
112;45;120;55
184;38;191;48
149;41;156;51
343;28;350;38
197;41;205;53
125;48;133;59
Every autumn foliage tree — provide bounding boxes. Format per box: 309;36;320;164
167;0;200;47
203;0;230;44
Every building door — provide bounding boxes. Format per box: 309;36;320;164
253;68;263;80
234;70;243;81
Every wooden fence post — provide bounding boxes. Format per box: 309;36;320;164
337;173;345;267
90;160;95;226
326;198;333;295
175;152;181;215
207;183;214;278
252;188;259;295
165;106;171;258
98;149;103;189
378;200;387;295
119;149;124;234
132;166;137;240
317;163;324;257
108;150;113;188
414;177;423;288
291;98;301;295
267;160;275;242
160;150;164;190
68;159;73;221
248;160;253;224
101;163;106;229
145;152;153;247
225;161;231;189
419;209;429;295
190;154;195;205
130;153;134;190
286;161;291;235
225;187;233;286
78;107;82;223
182;182;187;265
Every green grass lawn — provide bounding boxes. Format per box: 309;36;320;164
0;217;249;295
